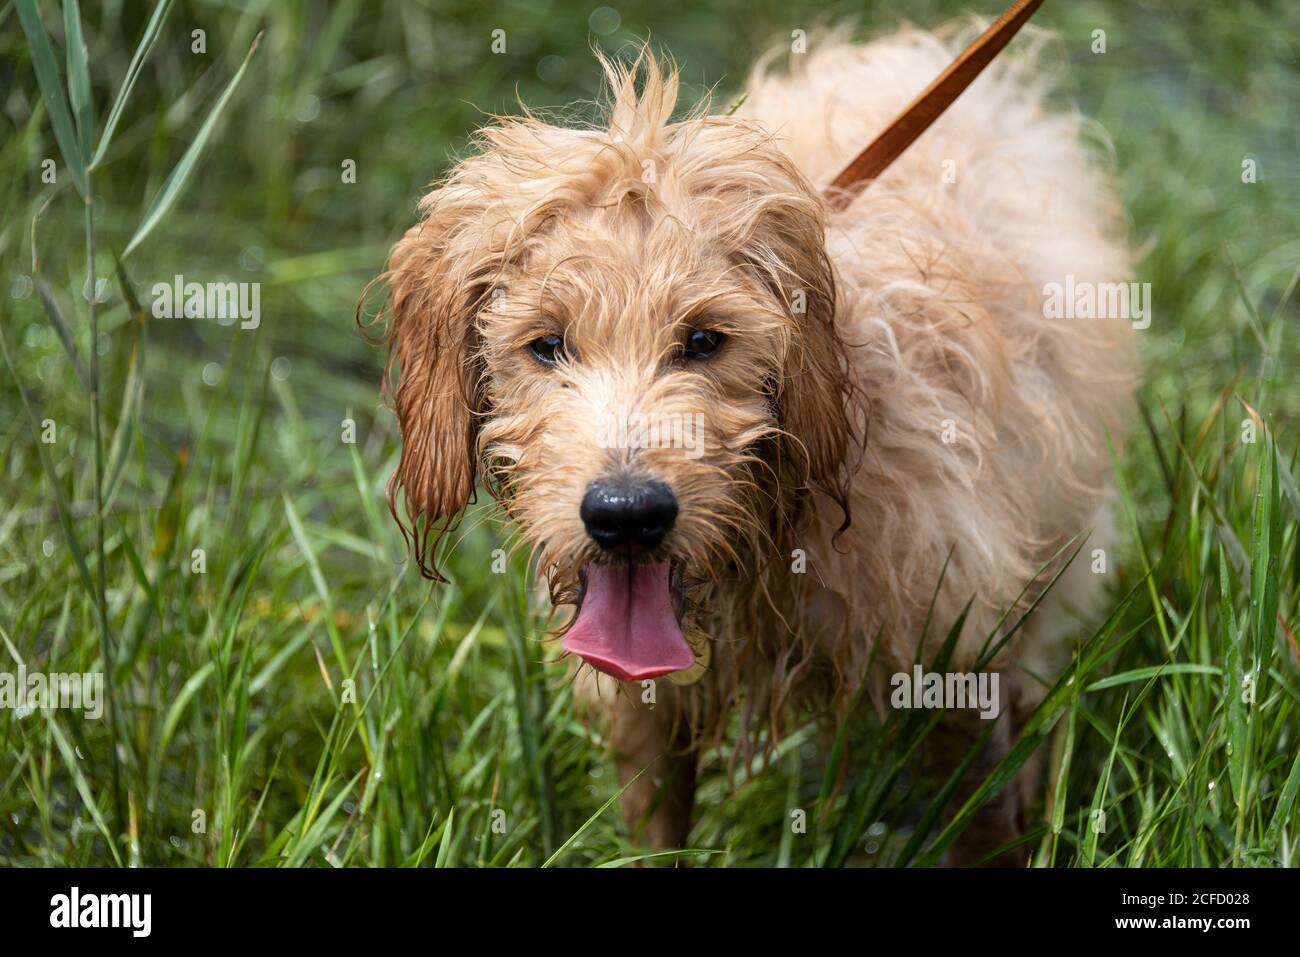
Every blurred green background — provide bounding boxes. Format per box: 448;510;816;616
1;0;1297;867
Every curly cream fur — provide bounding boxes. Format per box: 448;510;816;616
368;24;1137;777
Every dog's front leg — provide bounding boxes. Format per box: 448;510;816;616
609;684;698;851
926;704;1027;867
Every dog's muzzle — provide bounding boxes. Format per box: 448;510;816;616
563;478;692;681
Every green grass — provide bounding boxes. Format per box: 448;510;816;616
1;0;1297;867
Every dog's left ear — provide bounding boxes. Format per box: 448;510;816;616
742;191;857;531
370;193;493;582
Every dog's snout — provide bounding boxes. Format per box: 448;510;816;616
580;479;678;554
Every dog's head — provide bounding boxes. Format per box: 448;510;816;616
373;51;856;682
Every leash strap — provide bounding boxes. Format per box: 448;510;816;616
823;0;1045;211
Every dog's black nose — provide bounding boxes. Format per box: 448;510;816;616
580;479;678;553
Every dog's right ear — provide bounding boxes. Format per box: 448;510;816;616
369;196;491;582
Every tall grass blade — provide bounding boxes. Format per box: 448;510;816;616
122;32;263;259
16;0;87;195
61;0;92;155
542;768;644;868
92;0;174;167
31;275;90;388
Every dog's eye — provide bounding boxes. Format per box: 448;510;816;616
684;328;726;360
527;334;567;365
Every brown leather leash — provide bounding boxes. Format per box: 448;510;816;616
823;0;1045;211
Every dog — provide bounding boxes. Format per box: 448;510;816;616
366;22;1138;865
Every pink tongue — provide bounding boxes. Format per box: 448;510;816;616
562;562;694;681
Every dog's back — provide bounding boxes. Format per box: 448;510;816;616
738;26;1138;688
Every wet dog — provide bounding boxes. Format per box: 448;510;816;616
367;24;1137;863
